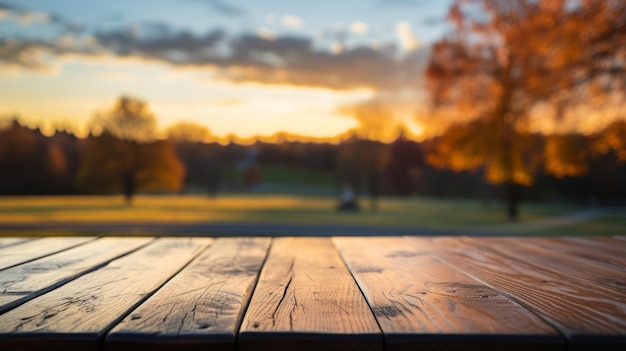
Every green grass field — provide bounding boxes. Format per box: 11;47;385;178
0;194;622;236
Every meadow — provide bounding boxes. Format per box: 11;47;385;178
0;194;622;236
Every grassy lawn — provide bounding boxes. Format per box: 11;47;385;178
0;194;622;236
538;215;626;236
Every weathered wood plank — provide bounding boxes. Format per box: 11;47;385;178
0;237;95;271
106;237;271;351
0;237;212;351
239;237;382;351
520;237;626;271
0;237;38;249
406;236;626;351
334;237;562;351
561;237;626;270
0;237;153;314
562;235;626;248
472;237;626;295
563;236;626;251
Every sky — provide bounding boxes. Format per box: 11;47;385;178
0;0;454;141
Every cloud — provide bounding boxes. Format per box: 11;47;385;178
256;27;276;40
281;14;303;28
349;21;368;35
376;0;433;7
395;21;420;51
47;14;83;33
0;1;82;32
0;1;45;25
0;37;96;70
187;0;246;17
330;42;343;54
1;19;429;91
0;1;16;12
17;11;49;25
223;35;428;91
94;27;225;61
92;26;428;90
422;16;445;26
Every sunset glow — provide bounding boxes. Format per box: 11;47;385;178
1;0;625;225
0;0;450;142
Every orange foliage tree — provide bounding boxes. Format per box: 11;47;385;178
76;96;185;204
593;119;626;164
544;133;591;178
426;0;625;219
165;122;212;143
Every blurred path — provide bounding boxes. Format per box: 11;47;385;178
0;208;621;236
0;222;450;236
480;207;623;235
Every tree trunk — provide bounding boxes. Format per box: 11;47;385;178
368;169;379;212
506;181;518;221
122;172;136;206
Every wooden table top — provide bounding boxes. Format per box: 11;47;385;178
0;236;624;351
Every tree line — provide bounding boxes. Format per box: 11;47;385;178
1;95;624;213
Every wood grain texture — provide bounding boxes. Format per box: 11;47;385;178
470;237;626;297
520;237;626;271
0;237;212;351
563;237;626;270
0;237;94;271
567;236;626;246
564;236;626;250
0;237;38;249
406;236;626;351
0;237;152;314
106;237;271;351
334;237;562;351
239;237;382;351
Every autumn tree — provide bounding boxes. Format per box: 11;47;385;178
593;119;626;164
544;133;591;178
76;96;185;204
165;122;212;143
94;96;157;142
426;0;625;219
